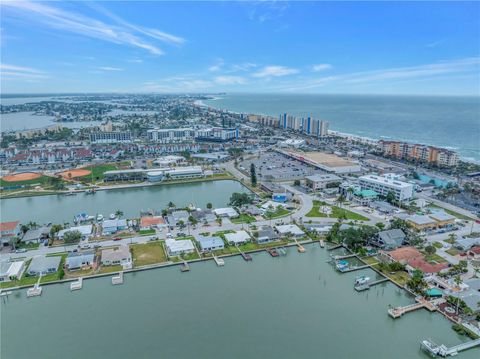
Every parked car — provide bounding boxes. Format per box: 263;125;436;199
15;248;27;253
113;237;122;241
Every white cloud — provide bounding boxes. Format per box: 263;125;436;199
0;64;48;80
208;58;225;72
253;65;299;78
127;58;143;63
214;76;247;85
230;63;257;72
312;64;332;72
1;1;184;55
97;66;124;71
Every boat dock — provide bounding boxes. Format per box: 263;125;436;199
27;276;43;297
112;272;124;285
388;297;436;318
180;261;190;272
354;278;389;291
70;278;83;291
294;239;305;253
333;253;357;260
266;248;279;257
338;264;370;273
236;245;252;261
212;255;225;266
327;244;343;251
421;338;480;357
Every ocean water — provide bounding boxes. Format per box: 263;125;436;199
204;94;480;162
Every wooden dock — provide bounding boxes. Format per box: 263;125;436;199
354;278;389;291
236;245;252;261
333;253;357;260
212;255;225;266
70;278;83;291
338;264;370;273
180;261;190;272
388;297;436;318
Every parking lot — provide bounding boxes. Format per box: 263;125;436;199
239;151;326;181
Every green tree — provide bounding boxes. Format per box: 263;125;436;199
386;191;396;205
115;210;124;219
63;230;82;243
424;245;436;255
250;163;257;187
406;269;427;294
229;192;253;207
50;224;63;237
206;202;213;209
293;179;301;186
168;201;175;209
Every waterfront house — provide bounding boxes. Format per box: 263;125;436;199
167;210;189;227
27;256;61;276
196;235;224;252
224;231;251;246
0;260;25;282
101;246;132;267
0;221;21;246
447;278;480;313
256;226;280;244
381;246;447;275
66;251;95;271
275;224;304;238
372;229;406;250
213;207;239;219
243;205;263;217
165;239;195;256
22;226;50;244
140;216;167;230
57;225;93;240
102;219;128;235
190;209;217;223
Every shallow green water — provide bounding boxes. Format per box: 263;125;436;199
1;245;477;359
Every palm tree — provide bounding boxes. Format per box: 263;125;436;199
453;275;463;315
168;201;175;209
28;221;38;230
115;210;124;219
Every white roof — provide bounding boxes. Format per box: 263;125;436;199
58;224;92;237
275;224;304;235
165;239;195;252
103;219;127;228
225;230;251;244
261;201;287;210
359;175;412;189
305;174;341;182
213;207;238;216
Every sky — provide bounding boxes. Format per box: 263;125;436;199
1;1;479;95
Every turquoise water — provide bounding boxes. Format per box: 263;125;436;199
204;94;480;162
2;245;478;359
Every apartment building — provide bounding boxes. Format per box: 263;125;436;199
359;174;414;201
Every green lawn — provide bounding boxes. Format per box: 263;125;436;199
306;200;368;221
0;175;56;188
428;204;473;221
139;229;156;235
231;214;256;224
264;208;291;219
422;252;448;264
131;241;167;266
446;248;461;256
97;265;123;274
433;241;444;249
79;164;118;182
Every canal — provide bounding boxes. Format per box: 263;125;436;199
1;245;477;359
1;180;250;224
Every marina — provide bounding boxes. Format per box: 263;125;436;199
2;245;477;359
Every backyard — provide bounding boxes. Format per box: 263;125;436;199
131;241;167;266
306;201;369;221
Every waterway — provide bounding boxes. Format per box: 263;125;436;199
0;180;250;224
1;245;477;359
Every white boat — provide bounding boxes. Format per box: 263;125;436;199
355;276;370;286
109;213;116;220
96;214;104;221
320;240;325;248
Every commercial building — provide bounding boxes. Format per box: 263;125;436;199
27;255;61;276
89;131;132;144
279;150;361;174
147;128;195;143
104;169;148;182
358;175;414;201
406;215;438;231
195;127;239;142
153;155;185;167
378;140;459;167
305;174;342;190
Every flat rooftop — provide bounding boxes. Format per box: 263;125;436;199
285;150;357;168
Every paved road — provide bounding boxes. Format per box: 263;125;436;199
417;193;478;220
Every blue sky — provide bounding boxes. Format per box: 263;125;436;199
1;1;479;95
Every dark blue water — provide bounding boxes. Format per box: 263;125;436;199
204;94;480;162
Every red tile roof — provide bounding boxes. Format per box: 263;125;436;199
469;246;480;255
0;221;20;232
407;258;448;274
140;216;165;227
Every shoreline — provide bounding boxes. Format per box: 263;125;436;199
200;96;479;164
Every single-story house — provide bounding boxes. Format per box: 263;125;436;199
27;255;61;276
256;226;280;244
101;245;132;267
373;229;406;250
275;224;305;237
243;205;262;217
455;236;480;251
102;219;128;235
165;239;195;256
167;210;190;226
57;225;93;240
0;221;21;246
190;209;217;223
213;207;239;218
0;260;25;282
261;201;287;211
66;251;95;271
381;246;448;275
446;278;480;313
22;226;50;244
305;174;342;190
196;235;225;252
224;231;251;246
405;259;448;275
140;216;167;230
